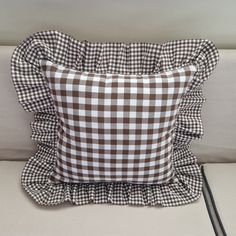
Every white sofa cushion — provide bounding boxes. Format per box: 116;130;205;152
0;161;215;236
191;50;236;163
0;46;35;160
203;163;236;236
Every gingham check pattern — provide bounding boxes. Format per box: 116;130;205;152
11;30;219;206
41;60;196;184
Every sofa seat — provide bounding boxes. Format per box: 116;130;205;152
203;163;236;236
0;161;215;236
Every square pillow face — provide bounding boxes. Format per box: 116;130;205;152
41;60;196;185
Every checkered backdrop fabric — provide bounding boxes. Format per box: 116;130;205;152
41;60;196;184
11;30;219;206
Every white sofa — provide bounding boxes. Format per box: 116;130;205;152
0;46;235;236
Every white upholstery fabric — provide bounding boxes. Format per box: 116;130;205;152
0;46;36;160
0;46;236;162
204;163;236;236
0;1;236;47
191;50;236;163
0;161;215;236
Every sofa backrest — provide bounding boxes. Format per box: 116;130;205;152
191;49;236;163
0;46;36;160
0;46;235;162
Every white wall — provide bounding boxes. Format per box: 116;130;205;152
0;0;235;48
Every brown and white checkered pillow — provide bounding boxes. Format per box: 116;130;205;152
41;60;196;184
12;31;219;206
